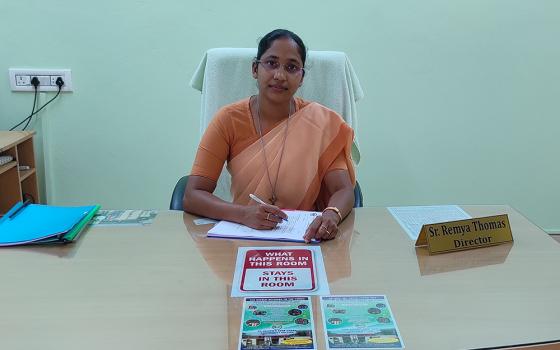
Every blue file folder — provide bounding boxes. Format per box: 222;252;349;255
0;202;100;246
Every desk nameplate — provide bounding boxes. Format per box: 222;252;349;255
415;214;513;255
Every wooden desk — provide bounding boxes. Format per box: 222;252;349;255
1;206;559;349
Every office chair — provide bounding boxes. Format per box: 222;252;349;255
169;175;189;211
170;175;363;210
177;49;364;209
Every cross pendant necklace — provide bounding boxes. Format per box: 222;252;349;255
254;95;293;207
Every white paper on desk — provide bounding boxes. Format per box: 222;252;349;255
207;210;320;242
388;205;471;240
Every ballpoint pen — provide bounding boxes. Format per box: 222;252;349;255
249;193;268;205
249;194;288;221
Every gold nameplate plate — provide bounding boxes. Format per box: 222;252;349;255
415;214;513;255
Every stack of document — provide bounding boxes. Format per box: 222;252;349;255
0;202;100;246
208;210;320;243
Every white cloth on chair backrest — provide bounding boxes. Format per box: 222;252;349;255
190;48;364;201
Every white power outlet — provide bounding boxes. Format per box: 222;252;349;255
8;68;73;92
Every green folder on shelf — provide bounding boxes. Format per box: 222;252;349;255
0;202;100;246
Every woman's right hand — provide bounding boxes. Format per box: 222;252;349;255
241;204;288;230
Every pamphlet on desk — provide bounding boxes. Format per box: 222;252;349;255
320;295;404;349
208;210;320;243
239;296;317;350
0;201;100;246
90;209;157;226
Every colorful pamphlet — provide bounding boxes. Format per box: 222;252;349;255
320;295;404;349
239;296;317;350
90;209;157;226
231;246;330;297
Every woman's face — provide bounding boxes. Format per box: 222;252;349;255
252;37;304;104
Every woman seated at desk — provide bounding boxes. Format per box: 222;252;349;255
184;29;356;242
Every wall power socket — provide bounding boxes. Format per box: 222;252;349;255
8;68;73;92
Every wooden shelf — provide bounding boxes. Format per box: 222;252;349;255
0;161;17;176
19;168;36;181
0;131;39;215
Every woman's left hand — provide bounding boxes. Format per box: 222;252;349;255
303;210;340;243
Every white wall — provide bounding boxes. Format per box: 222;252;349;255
1;0;559;232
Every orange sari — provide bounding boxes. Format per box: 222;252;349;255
228;102;355;210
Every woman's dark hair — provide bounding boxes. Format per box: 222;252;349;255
257;29;307;66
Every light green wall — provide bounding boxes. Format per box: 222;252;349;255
1;0;559;232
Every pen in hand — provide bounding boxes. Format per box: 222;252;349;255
249;194;288;222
